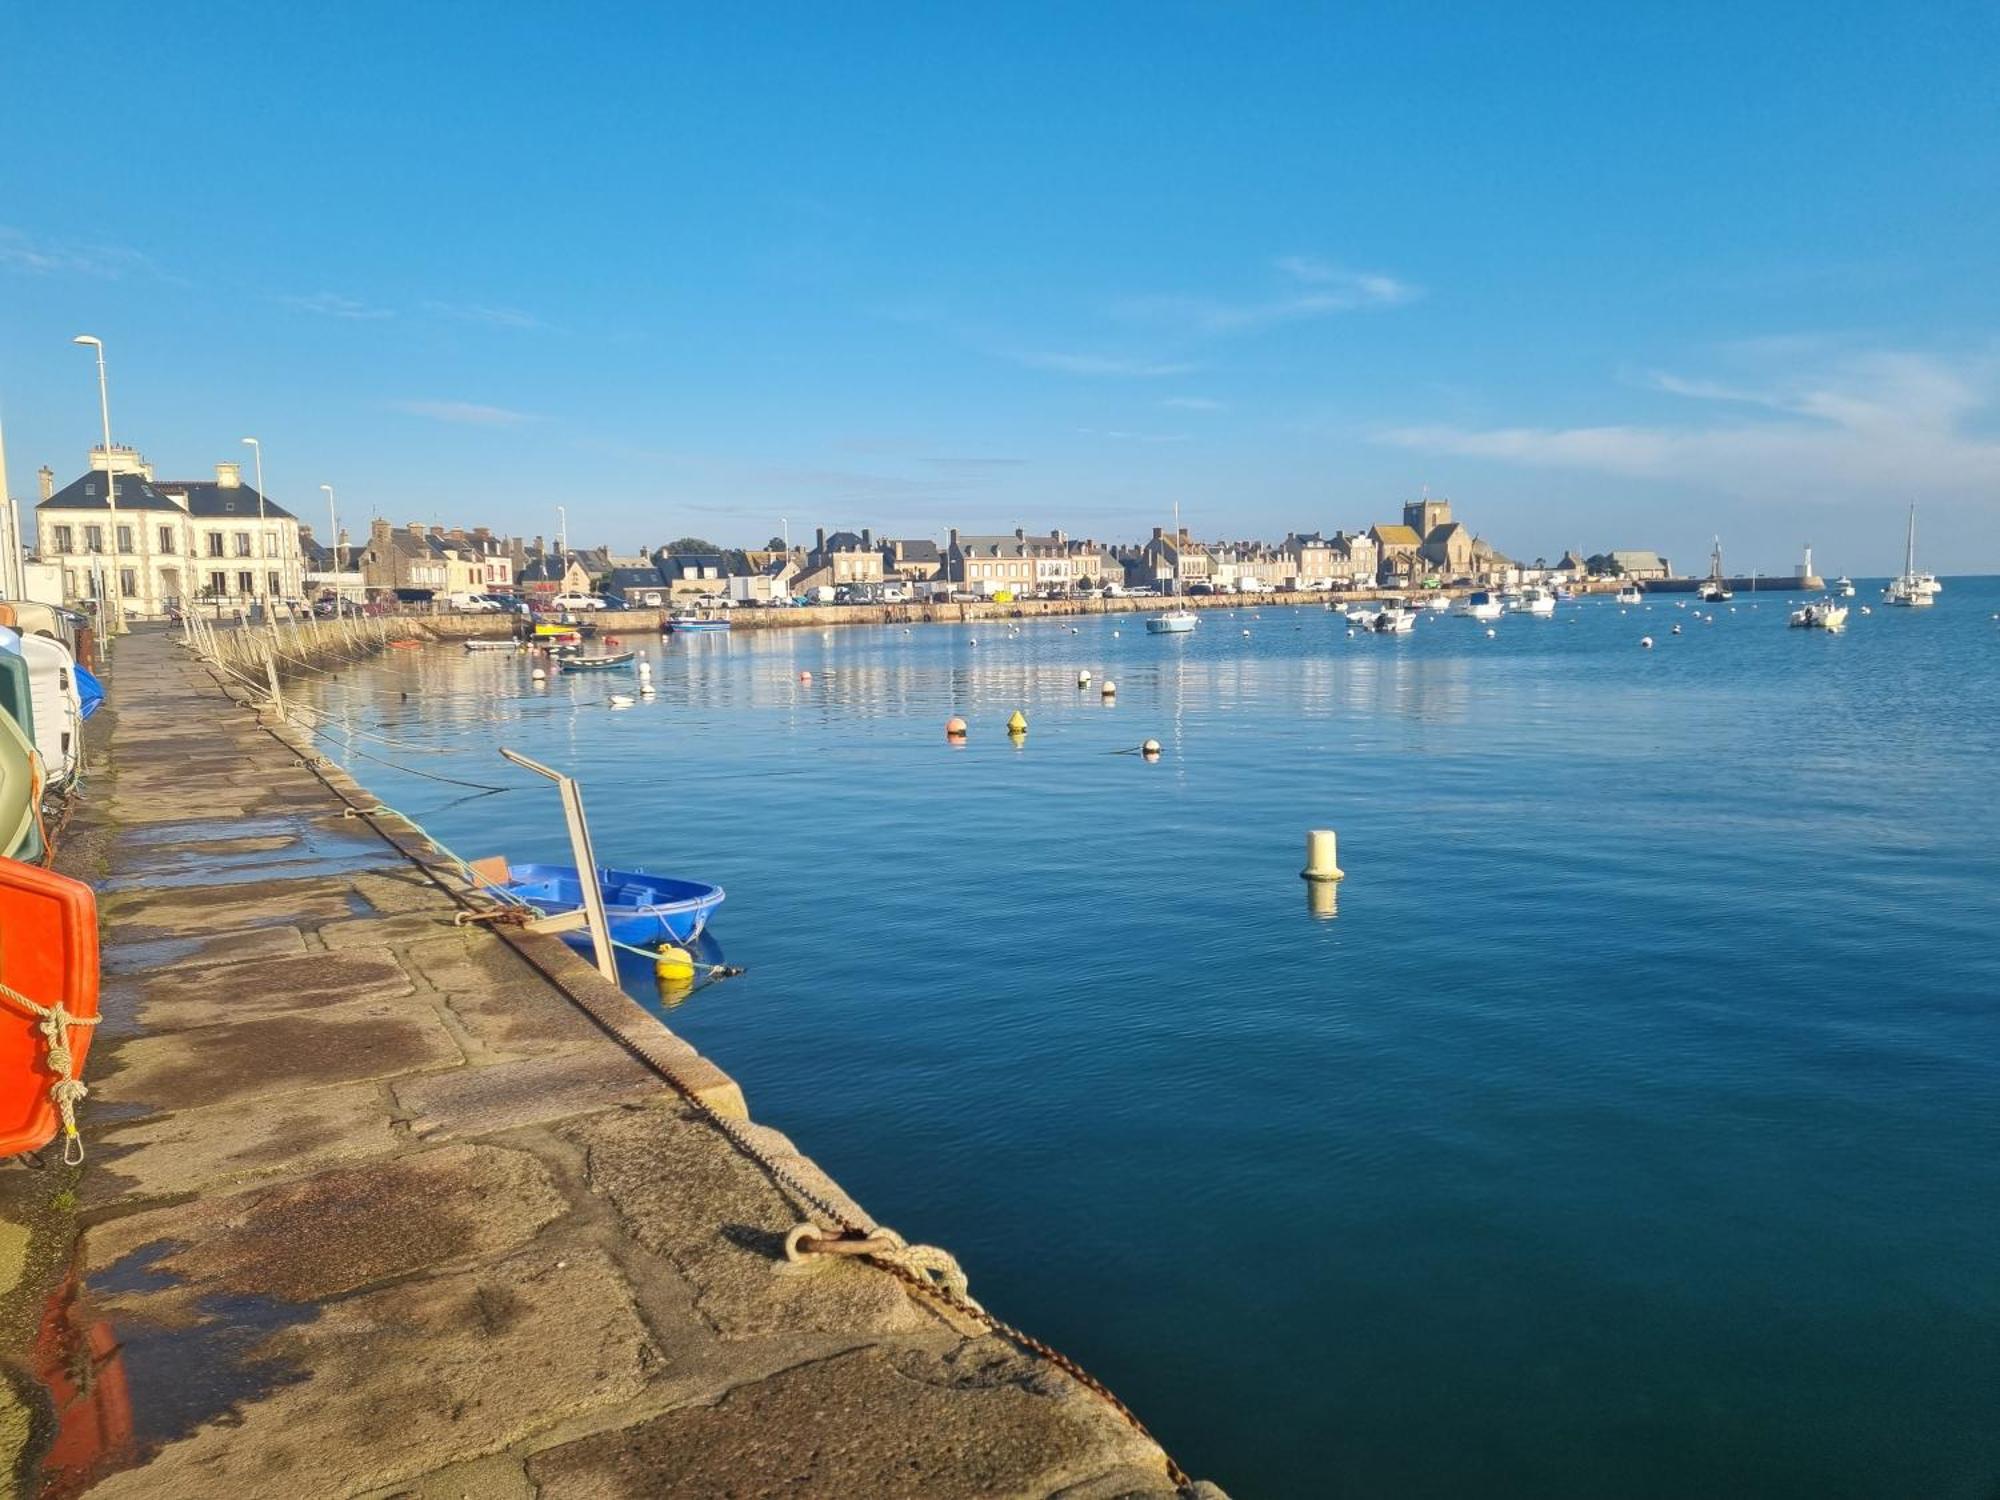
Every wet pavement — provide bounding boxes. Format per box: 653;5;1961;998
0;630;1206;1499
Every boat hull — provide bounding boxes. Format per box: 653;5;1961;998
498;863;725;947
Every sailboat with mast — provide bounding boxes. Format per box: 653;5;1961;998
1884;504;1936;608
1698;537;1732;602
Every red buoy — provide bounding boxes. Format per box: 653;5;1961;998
0;859;100;1159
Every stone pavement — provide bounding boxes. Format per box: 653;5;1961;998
0;630;1212;1499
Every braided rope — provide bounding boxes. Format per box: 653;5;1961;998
0;978;101;1165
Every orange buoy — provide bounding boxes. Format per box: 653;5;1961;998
945;716;968;739
0;860;100;1159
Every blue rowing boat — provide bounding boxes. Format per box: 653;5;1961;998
498;863;725;947
665;613;731;634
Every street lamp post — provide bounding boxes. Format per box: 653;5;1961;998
70;335;125;635
320;484;341;601
241;436;267;612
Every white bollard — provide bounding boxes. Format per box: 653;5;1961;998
1302;828;1345;881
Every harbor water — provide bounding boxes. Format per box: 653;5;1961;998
306;581;2000;1499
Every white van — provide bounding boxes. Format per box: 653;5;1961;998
445;592;501;613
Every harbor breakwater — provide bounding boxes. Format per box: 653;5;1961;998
0;628;1215;1499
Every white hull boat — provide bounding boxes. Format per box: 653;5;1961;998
1146;609;1198;634
1514;586;1557;617
1789;600;1849;632
1614;586;1643;605
1456;592;1504;621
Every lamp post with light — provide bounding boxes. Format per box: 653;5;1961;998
70;335;125;635
320;484;343;605
240;436;268;611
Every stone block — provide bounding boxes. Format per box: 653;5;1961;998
526;1341;1172;1500
393;1049;669;1142
565;1108;928;1340
93;995;464;1115
84;1144;570;1310
133;947;415;1032
88;1249;658;1500
80;1081;400;1205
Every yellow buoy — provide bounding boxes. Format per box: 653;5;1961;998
654;944;696;979
1007;710;1028;734
1302;828;1345;881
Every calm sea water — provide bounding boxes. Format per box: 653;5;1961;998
309;581;2000;1499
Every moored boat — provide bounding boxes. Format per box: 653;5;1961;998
463;638;519;652
1456;591;1504;621
558;651;637;672
1885;505;1935;608
494;862;725;948
1146;608;1198;634
1514;585;1557;617
1371;604;1418;633
1834;576;1855;597
1615;584;1643;605
666;612;731;634
1788;600;1849;632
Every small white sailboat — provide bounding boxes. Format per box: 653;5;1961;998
1885;505;1935;608
1698;538;1733;602
1146;607;1198;634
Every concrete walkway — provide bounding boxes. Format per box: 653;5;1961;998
2;630;1207;1499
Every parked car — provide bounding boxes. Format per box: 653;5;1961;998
878;586;908;603
445;591;502;613
551;592;606;611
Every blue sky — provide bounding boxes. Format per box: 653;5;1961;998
3;1;1996;572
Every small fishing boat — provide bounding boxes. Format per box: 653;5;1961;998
559;651;636;672
463;639;519;652
496;863;725;947
1341;605;1376;625
1834;576;1855;597
1514;585;1557;617
666;612;731;634
1456;591;1504;621
1788;600;1850;632
1615;584;1643;605
1371;604;1418;634
1146;608;1198;634
1423;594;1452;612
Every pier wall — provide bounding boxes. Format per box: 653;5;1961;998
0;629;1213;1499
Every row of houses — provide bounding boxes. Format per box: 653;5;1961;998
17;443;1675;619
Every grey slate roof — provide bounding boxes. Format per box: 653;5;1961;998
38;470;296;520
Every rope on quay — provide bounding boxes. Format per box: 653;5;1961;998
214;656;1196;1495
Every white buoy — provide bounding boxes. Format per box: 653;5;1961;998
1078;670;1091;686
609;694;635;708
1485;627;1496;638
531;667;546;681
1112;630;1120;638
1101;680;1116;697
1641;636;1654;648
1672;624;1682;635
1302;829;1345;882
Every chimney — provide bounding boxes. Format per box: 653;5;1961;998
948;527;960;548
815;527;826;553
407;521;426;538
370;518;392;546
215;461;241;488
38;466;53;501
299;523;315;539
472;526;491;540
861;528;872;548
430;524;445;538
1152;526;1164;541
1014;526;1025;540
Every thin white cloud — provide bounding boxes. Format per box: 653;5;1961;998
1162;396;1224;411
1117;257;1419;335
1011;351;1197;377
280;291;395;321
1076;427;1190;444
423;300;544;330
393;399;533;426
0;226;159;279
1380;349;2000;496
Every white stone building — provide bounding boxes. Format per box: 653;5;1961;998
34;447;306;618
